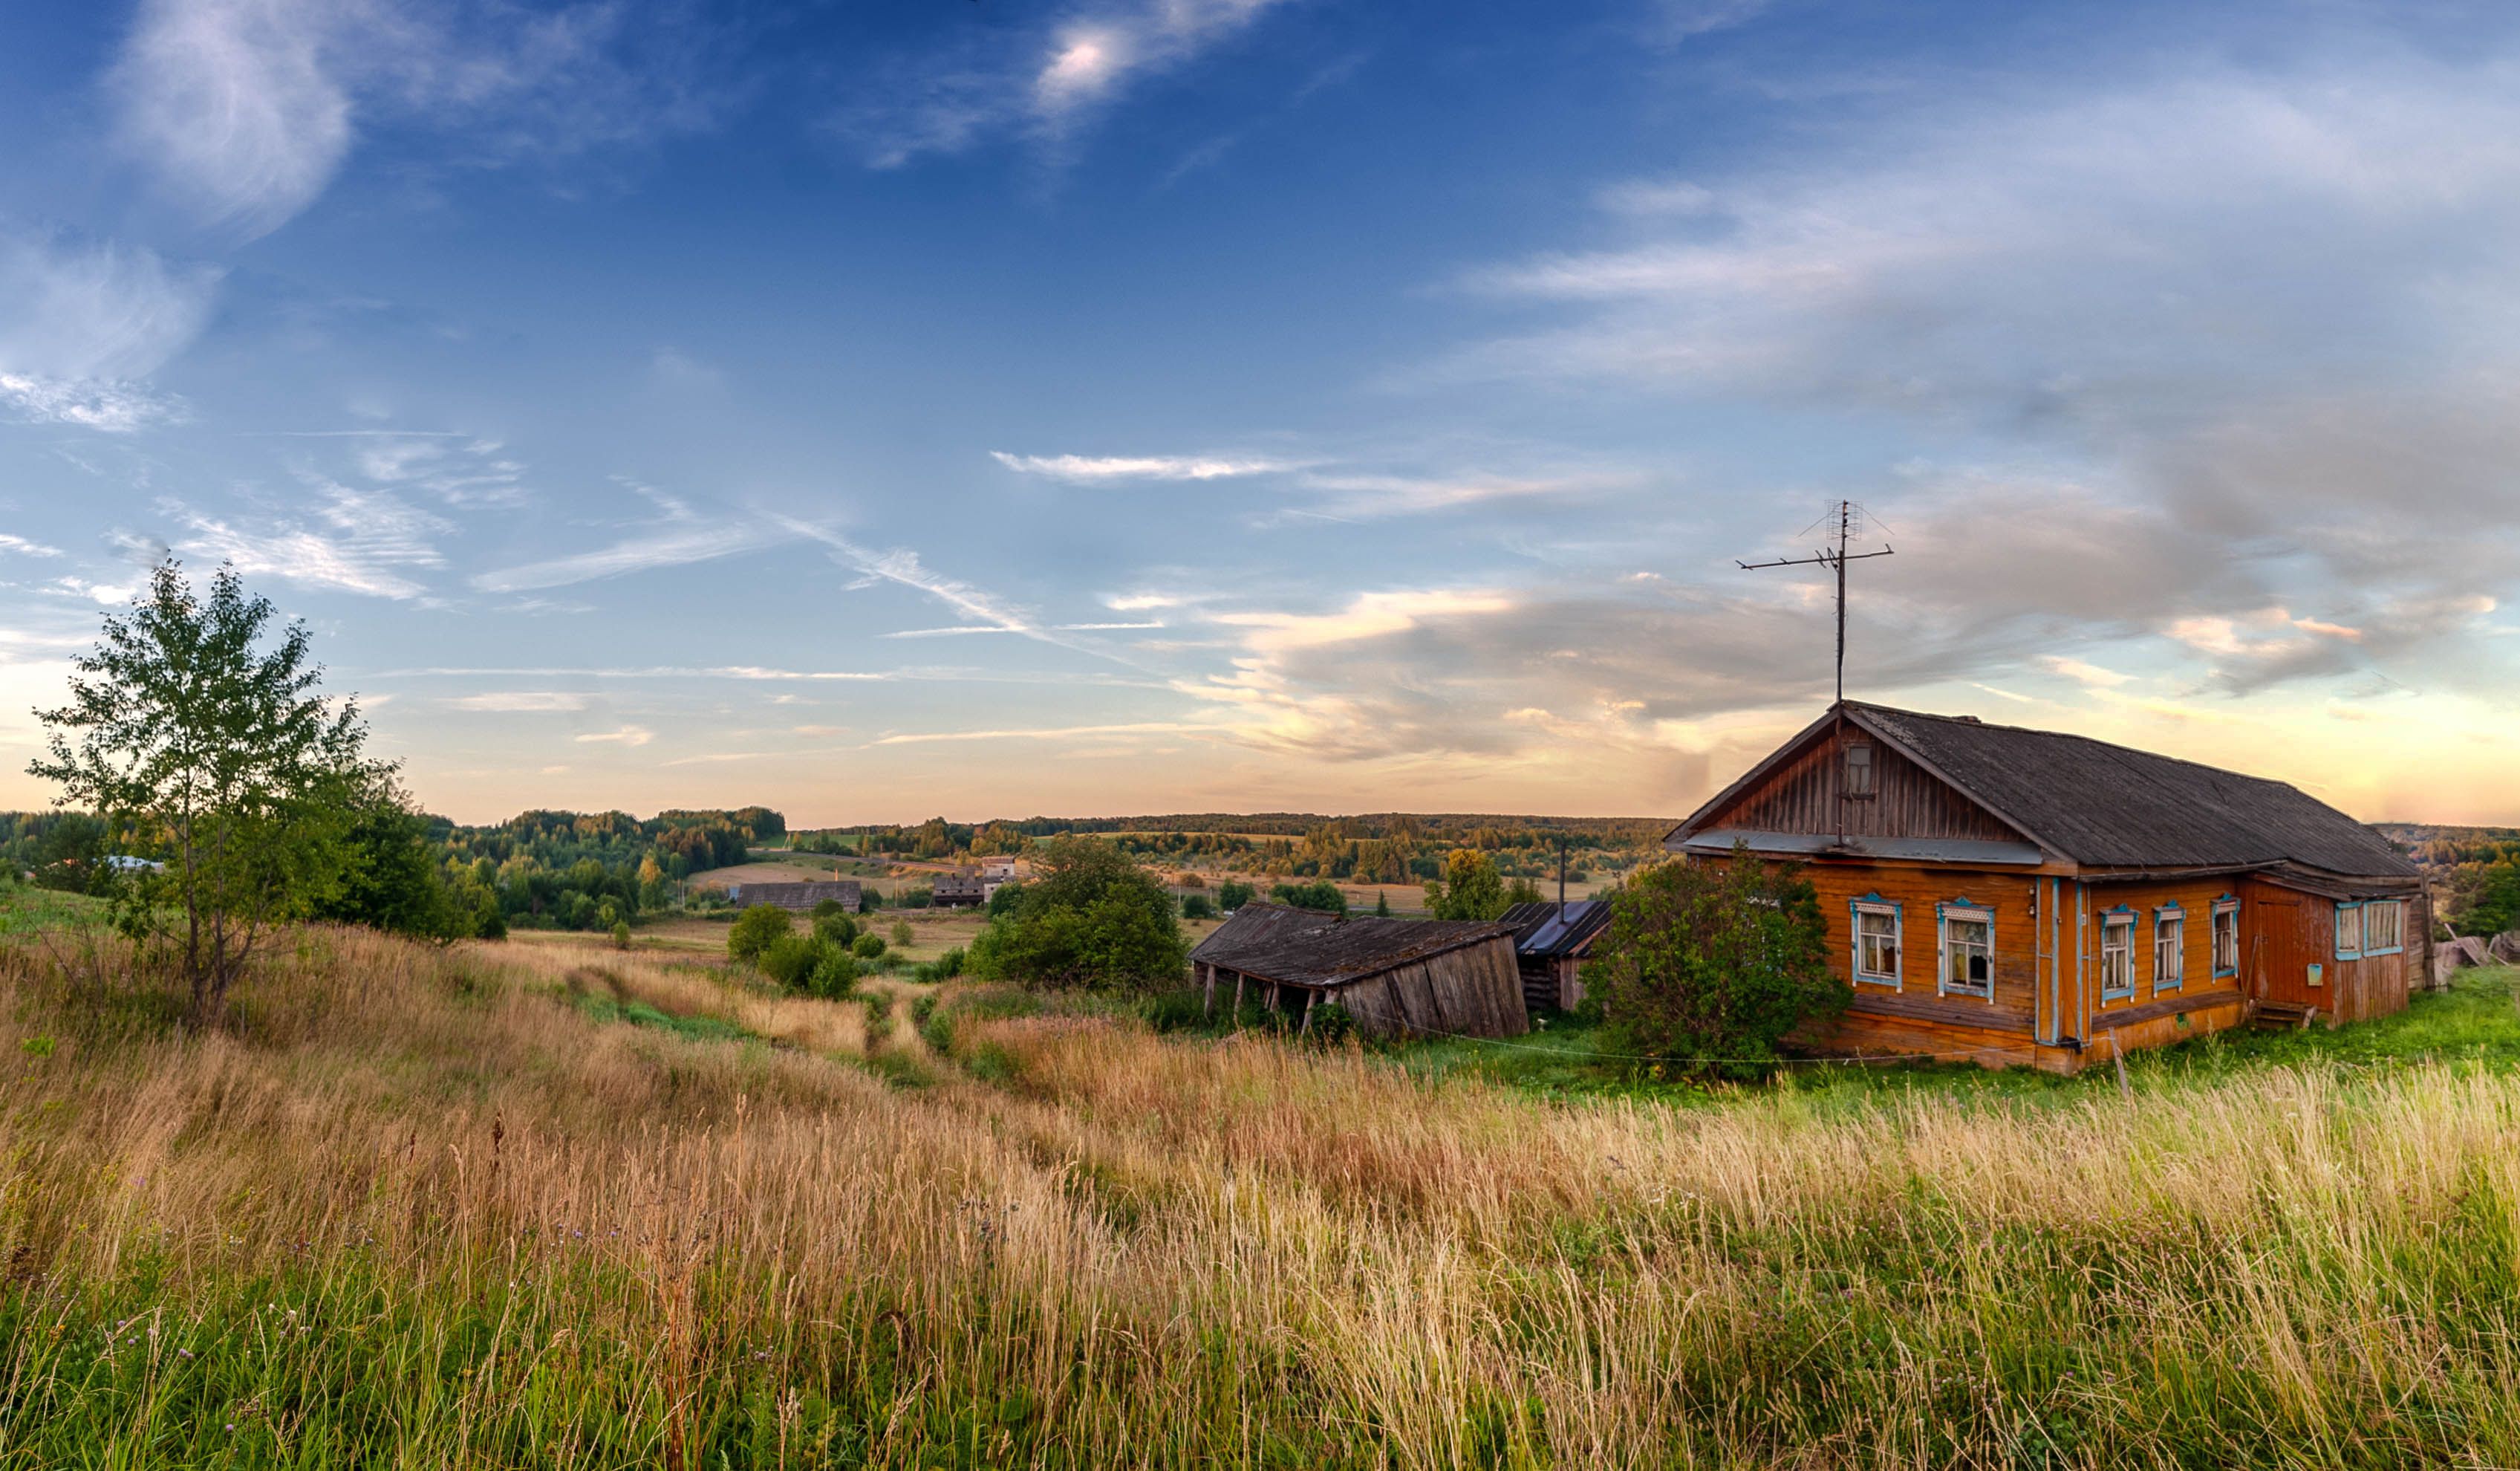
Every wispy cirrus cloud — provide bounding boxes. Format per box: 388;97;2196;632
473;483;768;593
157;484;449;600
111;0;746;241
0;536;64;559
575;724;654;747
0;232;218;432
831;0;1300;168
991;451;1292;481
445;692;589;712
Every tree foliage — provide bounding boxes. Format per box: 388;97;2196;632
727;904;792;963
29;562;385;1024
1269;880;1346;915
1425;849;1508;921
968;837;1188;991
1586;847;1839;1081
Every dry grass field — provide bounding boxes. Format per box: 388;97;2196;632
6;909;2520;1467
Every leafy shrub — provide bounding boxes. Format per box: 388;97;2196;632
1270;880;1345;915
1589;844;1837;1081
759;933;826;990
727;904;792;963
932;946;964;978
1424;850;1506;920
610;920;631;949
808;950;859;999
813;912;859;948
1177;871;1205;889
1180;893;1215;920
986;881;1026;918
966;837;1189;992
891;920;914;947
1306;1001;1355;1045
899;886;934;909
1216;880;1255;912
852;933;886;960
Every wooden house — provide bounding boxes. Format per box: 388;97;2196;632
1664;701;2429;1071
1500;900;1614;1013
727;880;862;912
931;869;988;908
1189;904;1528;1039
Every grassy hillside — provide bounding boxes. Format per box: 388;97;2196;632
6;897;2520;1467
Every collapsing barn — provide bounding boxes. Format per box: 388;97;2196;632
1502;899;1615;1013
1189;904;1528;1039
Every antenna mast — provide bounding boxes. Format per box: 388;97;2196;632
1736;499;1895;704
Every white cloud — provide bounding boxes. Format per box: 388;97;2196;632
576;725;654;747
472;522;768;592
992;451;1291;481
0;233;221;429
2040;656;2133;688
834;0;1300;168
446;692;589;712
0;536;64;559
872;721;1205;746
161;487;446;600
111;0;741;240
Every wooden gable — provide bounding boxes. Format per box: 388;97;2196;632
1690;716;2028;846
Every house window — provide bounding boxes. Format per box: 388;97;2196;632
2362;899;2403;956
2335;902;2364;960
2211;897;2239;978
1844;741;1875;796
2099;910;2136;1001
1852;898;1901;987
1939;903;1994;998
2153;906;2185;994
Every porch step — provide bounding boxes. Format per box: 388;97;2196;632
2251;1001;2321;1032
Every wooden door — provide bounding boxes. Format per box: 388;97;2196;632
2244;881;2328;1008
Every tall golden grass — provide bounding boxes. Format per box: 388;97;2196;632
3;926;2518;1467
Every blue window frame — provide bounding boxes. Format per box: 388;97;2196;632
2098;906;2138;1001
1935;898;1996;999
2152;903;2185;995
2360;898;2404;956
2334;901;2364;961
1849;893;1902;987
2210;895;2240;979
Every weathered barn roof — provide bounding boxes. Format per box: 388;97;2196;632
1671;701;2418;880
1500;900;1614;958
729;880;862;910
1190;904;1514;987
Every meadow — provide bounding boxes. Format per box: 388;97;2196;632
5;893;2520;1468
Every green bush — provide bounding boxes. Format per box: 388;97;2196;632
1306;1001;1355;1045
1270;880;1346;915
966;837;1188;992
808;950;859;999
1180;893;1215;920
610;920;631;949
891;920;914;947
813;912;859;948
1216;880;1255;912
1590;844;1837;1081
727;904;792;963
986;881;1026;918
852;933;886;960
759;933;826;990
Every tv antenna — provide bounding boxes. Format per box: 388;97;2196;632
1737;499;1894;704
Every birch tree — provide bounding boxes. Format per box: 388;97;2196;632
29;561;381;1024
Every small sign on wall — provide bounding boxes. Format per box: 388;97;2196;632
2307;962;2323;989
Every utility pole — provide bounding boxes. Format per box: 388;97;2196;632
1736;499;1895;704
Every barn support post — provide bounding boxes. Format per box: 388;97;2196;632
1299;988;1315;1035
1201;962;1215;1016
1266;982;1280;1013
1232;970;1246;1027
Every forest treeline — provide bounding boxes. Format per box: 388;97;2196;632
2;805;786;936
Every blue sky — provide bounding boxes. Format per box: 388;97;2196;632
1;0;2516;825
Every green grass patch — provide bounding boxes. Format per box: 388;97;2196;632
570;993;754;1045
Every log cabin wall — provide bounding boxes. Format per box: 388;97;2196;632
1705;727;2025;843
2071;877;2250;1047
2241;877;2414;1025
1791;862;2042;1065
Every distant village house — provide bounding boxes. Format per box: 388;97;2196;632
727;880;862;912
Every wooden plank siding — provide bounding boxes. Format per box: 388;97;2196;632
2243;877;2414;1025
1201;935;1527;1041
1703;723;2026;844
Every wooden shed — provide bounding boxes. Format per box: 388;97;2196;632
727;880;862;912
1500;900;1615;1013
1188;904;1528;1039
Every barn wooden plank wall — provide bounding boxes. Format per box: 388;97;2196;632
1197;935;1529;1040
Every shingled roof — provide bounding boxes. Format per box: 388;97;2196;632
1189;904;1514;987
1678;701;2415;880
1500;900;1615;958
